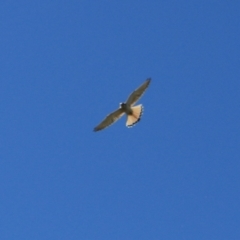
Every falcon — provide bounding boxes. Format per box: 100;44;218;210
94;78;151;132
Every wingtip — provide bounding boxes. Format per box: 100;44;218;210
94;127;102;132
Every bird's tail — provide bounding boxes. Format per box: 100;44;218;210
126;104;143;127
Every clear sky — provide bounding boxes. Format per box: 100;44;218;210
1;1;240;239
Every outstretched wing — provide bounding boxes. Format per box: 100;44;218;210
126;78;151;106
94;108;125;132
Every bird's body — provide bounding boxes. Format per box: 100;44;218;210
120;103;132;115
94;78;151;132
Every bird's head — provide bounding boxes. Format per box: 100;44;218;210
119;102;126;108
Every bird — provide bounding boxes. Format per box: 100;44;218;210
93;78;151;132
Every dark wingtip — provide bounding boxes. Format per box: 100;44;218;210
94;127;102;132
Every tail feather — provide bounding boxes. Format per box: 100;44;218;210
126;104;143;128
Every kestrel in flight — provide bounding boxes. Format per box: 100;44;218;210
94;78;151;132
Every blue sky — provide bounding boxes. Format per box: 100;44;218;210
1;1;240;239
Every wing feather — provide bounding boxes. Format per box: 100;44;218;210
126;78;151;106
94;108;125;132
